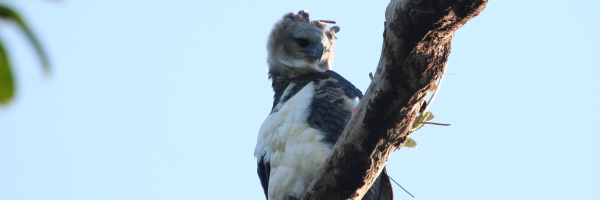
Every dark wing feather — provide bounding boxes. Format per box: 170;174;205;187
363;170;382;200
362;168;394;200
257;155;270;199
307;70;363;145
378;168;394;200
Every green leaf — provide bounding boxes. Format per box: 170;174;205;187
412;113;425;130
412;120;422;129
0;5;50;74
425;112;435;121
403;137;418;148
411;112;437;132
411;123;424;132
0;38;14;105
414;113;425;123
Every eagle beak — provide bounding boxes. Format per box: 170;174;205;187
300;42;324;61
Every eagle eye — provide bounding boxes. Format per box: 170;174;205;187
295;39;309;48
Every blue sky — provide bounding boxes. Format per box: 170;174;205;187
1;0;599;199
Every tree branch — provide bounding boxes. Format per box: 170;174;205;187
300;0;487;199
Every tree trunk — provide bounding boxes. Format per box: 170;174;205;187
300;0;487;199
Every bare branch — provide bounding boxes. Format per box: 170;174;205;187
300;0;487;199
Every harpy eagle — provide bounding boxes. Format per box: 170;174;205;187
254;10;393;200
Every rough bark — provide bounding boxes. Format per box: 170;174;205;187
300;0;487;199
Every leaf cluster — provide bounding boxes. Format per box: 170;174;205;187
0;4;49;105
400;112;434;149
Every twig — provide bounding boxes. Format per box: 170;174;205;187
388;175;415;198
413;122;451;126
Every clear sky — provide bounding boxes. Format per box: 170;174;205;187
1;0;599;199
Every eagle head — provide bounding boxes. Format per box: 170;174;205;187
267;10;340;78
